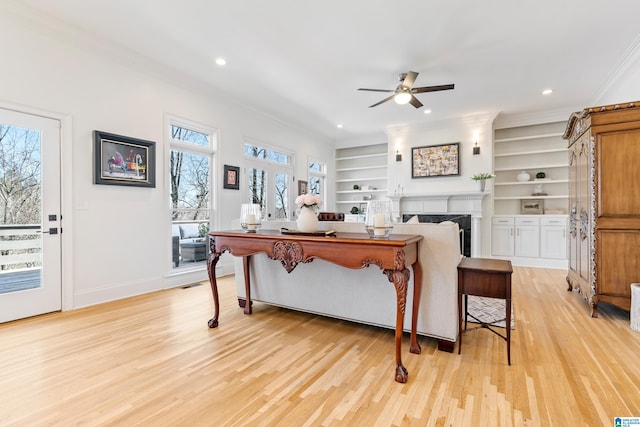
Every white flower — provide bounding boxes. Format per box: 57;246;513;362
295;194;322;208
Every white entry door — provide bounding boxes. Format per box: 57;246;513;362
0;108;62;323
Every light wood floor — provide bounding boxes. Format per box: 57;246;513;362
1;267;639;426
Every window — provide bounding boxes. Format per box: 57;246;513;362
244;141;293;220
169;119;216;270
308;159;326;202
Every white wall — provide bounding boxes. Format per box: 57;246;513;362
0;5;333;309
386;115;495;196
385;115;496;255
594;41;640;106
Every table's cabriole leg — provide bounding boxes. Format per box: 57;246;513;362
409;259;422;355
385;267;410;383
206;237;221;328
243;256;252;315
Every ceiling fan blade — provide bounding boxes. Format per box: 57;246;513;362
412;84;455;93
409;95;423;108
401;71;419;89
368;95;395;108
358;88;395;93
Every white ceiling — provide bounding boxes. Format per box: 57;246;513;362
18;0;640;140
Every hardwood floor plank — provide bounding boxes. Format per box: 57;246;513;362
1;269;640;426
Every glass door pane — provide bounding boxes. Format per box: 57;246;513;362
274;172;289;220
0;109;61;323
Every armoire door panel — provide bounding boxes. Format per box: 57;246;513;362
596;230;640;298
597;130;640;216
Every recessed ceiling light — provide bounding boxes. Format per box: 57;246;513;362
215;58;227;66
542;89;553;95
423;109;432;115
337;124;343;129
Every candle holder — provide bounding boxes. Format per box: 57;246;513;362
364;200;393;239
240;203;262;233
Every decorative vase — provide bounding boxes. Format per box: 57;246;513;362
296;206;319;233
516;171;531;182
364;200;393;239
479;180;486;192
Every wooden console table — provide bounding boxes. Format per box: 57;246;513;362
206;230;423;383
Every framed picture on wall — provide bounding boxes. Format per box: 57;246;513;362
297;180;308;195
521;199;544;214
94;130;156;188
223;165;240;190
411;142;460;178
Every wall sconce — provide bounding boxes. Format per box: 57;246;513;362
473;140;480;155
395;150;402;162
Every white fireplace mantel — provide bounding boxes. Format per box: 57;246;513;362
389;191;489;257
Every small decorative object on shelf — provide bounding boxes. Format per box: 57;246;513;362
353;184;360;190
532;184;548;196
364;200;393;239
240;203;262;233
471;172;495;192
516;171;531;182
350;206;360;214
535;171;546;179
295;194;322;233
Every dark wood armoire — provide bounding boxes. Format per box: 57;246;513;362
563;101;640;316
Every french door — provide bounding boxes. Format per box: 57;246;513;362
247;166;291;221
0;108;62;323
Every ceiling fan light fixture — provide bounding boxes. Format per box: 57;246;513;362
394;92;412;105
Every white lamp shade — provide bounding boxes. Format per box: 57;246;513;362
394;92;412;105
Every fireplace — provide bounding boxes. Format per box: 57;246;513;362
402;214;471;257
389;191;488;257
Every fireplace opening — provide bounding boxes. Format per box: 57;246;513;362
402;214;471;257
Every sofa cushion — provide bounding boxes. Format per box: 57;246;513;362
180;223;201;239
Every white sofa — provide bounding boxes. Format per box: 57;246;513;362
232;220;461;351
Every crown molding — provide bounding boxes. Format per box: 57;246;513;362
592;33;640;105
493;107;580;129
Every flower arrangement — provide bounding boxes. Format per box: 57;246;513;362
295;194;322;209
471;172;495;181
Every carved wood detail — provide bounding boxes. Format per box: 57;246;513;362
269;240;311;273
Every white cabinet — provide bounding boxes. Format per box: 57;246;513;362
491;217;514;256
335;143;388;214
514;217;539;258
492;215;567;266
493;121;569;215
540;217;567;259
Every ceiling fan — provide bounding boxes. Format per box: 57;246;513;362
358;71;454;108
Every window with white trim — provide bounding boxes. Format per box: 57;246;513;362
244;141;293;221
308;159;326;202
169;119;216;270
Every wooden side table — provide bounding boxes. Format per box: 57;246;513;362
457;257;513;365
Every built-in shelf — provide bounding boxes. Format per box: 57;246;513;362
493;121;568;216
494;132;564;143
494;163;568;172
494;179;569;186
336;189;387;194
335;143;388;213
335;153;387;161
494;148;567;157
494;195;569;200
337;200;377;204
336;177;387;183
336;165;387;172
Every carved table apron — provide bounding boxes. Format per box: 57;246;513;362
206;230;423;383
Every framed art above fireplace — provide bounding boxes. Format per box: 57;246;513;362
411;142;460;178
